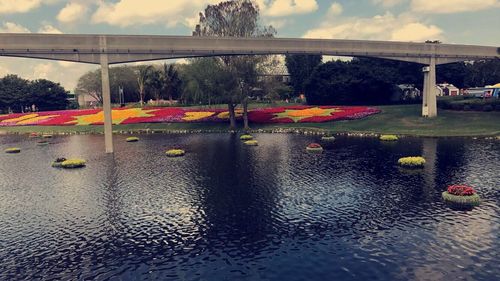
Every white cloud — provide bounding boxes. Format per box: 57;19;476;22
328;3;343;16
0;0;59;14
38;24;63;34
57;2;88;23
303;12;443;42
259;0;319;17
390;22;442;41
372;0;406;7
411;0;500;14
91;0;220;28
0;22;31;33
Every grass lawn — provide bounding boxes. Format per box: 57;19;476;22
1;105;499;137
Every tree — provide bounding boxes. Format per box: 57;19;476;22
195;0;275;129
28;79;68;111
285;54;322;96
304;60;394;105
75;69;103;105
0;75;30;113
137;65;153;106
160;63;182;103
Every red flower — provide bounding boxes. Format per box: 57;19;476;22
307;143;322;148
447;185;476;196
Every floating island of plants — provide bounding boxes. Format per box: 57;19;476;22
398;156;425;167
442;185;480;206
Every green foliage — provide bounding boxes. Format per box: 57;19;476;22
28;79;69;111
0;75;30;112
0;75;69;113
437;96;500;111
304;60;395;105
244;140;258;146
240;134;253;140
442;192;480;206
285;54;322;95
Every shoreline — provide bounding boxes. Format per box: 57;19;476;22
1;105;499;138
1;125;499;138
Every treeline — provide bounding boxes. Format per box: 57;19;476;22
292;57;500;105
0;75;69;113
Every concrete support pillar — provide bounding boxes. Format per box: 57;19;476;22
422;57;437;117
100;36;113;153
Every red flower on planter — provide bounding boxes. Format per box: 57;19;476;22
307;143;322;148
447;185;476;196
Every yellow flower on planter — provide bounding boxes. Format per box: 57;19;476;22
272;107;340;122
217;109;243;119
68;108;156;125
182;111;215;121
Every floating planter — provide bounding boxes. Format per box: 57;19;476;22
240;134;253;140
51;157;67;168
37;140;49;146
306;143;323;152
321;135;335;141
380;135;399;141
166;149;185;157
244;140;258;146
4;147;21;153
126;137;139;142
42;134;53;139
398;156;425;167
29;132;39;138
442;185;481;206
61;159;86;169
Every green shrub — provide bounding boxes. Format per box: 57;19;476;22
4;147;21;153
166;149;185;157
379;135;398;141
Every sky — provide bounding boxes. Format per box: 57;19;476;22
0;0;499;91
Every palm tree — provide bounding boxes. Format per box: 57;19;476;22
137;65;153;106
160;63;181;104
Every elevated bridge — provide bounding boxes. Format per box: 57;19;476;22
1;33;498;152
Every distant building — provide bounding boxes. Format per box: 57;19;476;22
391;84;421;102
436;83;460;96
77;92;100;107
465;83;500;98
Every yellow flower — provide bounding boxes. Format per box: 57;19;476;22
398;156;426;167
68;108;156;125
182;111;215;121
217;109;243;119
16;115;59;125
1;114;39;124
273;107;340;122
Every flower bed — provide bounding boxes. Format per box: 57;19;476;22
4;147;21;153
166;149;185;157
240;134;253;140
442;185;480;206
380;135;398;141
126;137;139;142
248;106;380;123
398;156;425;167
244;140;258;146
60;159;86;169
0;106;380;126
306;143;323;152
321;135;335;141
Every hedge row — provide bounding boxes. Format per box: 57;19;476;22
437;97;500;111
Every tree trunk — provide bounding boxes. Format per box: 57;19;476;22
243;98;249;131
228;103;236;130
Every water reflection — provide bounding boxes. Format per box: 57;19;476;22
0;134;498;280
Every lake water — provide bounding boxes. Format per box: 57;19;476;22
0;134;498;281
